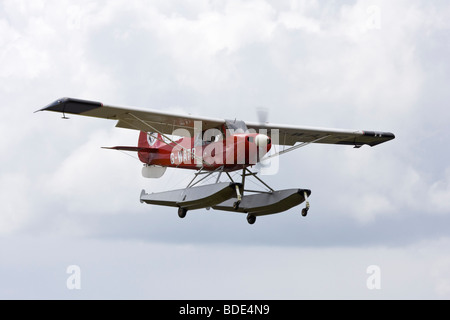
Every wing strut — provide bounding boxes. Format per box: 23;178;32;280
243;168;275;193
264;135;332;160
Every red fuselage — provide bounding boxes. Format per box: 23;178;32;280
137;131;272;172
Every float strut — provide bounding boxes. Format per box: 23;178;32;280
236;185;242;202
301;191;310;217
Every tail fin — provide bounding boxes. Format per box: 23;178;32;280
138;131;167;178
138;131;164;149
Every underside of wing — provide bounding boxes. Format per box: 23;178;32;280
246;121;395;147
38;97;395;148
37;97;225;136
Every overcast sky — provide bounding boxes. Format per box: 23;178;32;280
1;0;450;299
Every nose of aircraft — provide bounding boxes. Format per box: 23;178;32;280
255;134;272;151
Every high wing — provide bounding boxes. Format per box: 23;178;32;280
37;97;395;147
37;97;224;136
246;121;395;147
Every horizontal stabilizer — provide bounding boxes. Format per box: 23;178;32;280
101;146;155;152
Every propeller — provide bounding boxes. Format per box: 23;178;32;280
254;106;276;174
256;106;268;125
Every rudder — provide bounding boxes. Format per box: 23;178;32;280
138;131;164;149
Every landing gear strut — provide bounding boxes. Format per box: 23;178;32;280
301;191;310;217
233;184;242;210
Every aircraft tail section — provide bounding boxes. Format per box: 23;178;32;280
138;131;168;178
137;131;166;164
138;131;165;149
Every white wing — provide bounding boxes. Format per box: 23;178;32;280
246;121;395;147
37;97;224;135
38;97;395;147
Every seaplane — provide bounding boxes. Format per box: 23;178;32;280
37;97;395;224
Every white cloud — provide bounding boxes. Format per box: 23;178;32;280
429;168;450;213
43;128;142;215
278;11;320;33
1;0;450;299
0;173;33;235
131;0;277;92
0;0;446;228
352;193;394;224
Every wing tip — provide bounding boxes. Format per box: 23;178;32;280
362;131;395;147
363;131;395;139
37;97;103;114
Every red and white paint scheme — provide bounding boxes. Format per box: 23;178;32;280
107;129;272;175
38;97;394;224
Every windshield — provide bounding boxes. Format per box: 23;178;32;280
225;119;248;133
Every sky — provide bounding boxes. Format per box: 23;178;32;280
1;0;450;299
